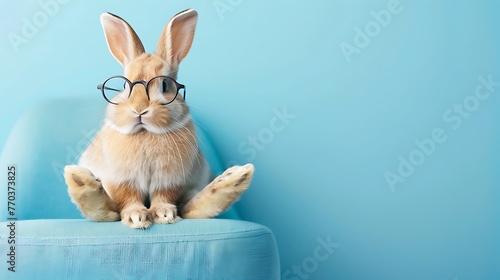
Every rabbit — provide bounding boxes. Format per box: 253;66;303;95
63;9;254;229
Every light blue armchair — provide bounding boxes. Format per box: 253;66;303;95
0;98;280;279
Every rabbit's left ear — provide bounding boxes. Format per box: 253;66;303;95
156;9;198;69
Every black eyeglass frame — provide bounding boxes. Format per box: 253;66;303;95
97;75;186;105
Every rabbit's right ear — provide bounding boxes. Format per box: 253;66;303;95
100;13;145;67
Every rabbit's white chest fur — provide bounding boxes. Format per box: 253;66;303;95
79;124;206;196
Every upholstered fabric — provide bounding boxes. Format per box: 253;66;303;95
0;219;279;279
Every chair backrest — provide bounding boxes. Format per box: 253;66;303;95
0;98;237;221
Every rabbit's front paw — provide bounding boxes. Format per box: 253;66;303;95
121;205;152;229
150;203;181;224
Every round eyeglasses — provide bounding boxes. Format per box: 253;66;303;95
97;75;186;105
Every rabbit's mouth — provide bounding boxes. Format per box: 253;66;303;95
134;114;149;129
130;122;147;134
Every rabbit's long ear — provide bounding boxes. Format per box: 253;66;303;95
156;9;198;69
100;13;145;67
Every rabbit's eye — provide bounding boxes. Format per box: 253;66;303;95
162;79;169;93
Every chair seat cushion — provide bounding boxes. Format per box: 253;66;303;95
0;219;280;279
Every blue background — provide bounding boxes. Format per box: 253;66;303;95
1;0;499;279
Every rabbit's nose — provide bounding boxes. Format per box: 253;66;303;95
132;109;149;117
129;88;150;113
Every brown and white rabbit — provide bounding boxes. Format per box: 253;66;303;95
63;9;254;229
